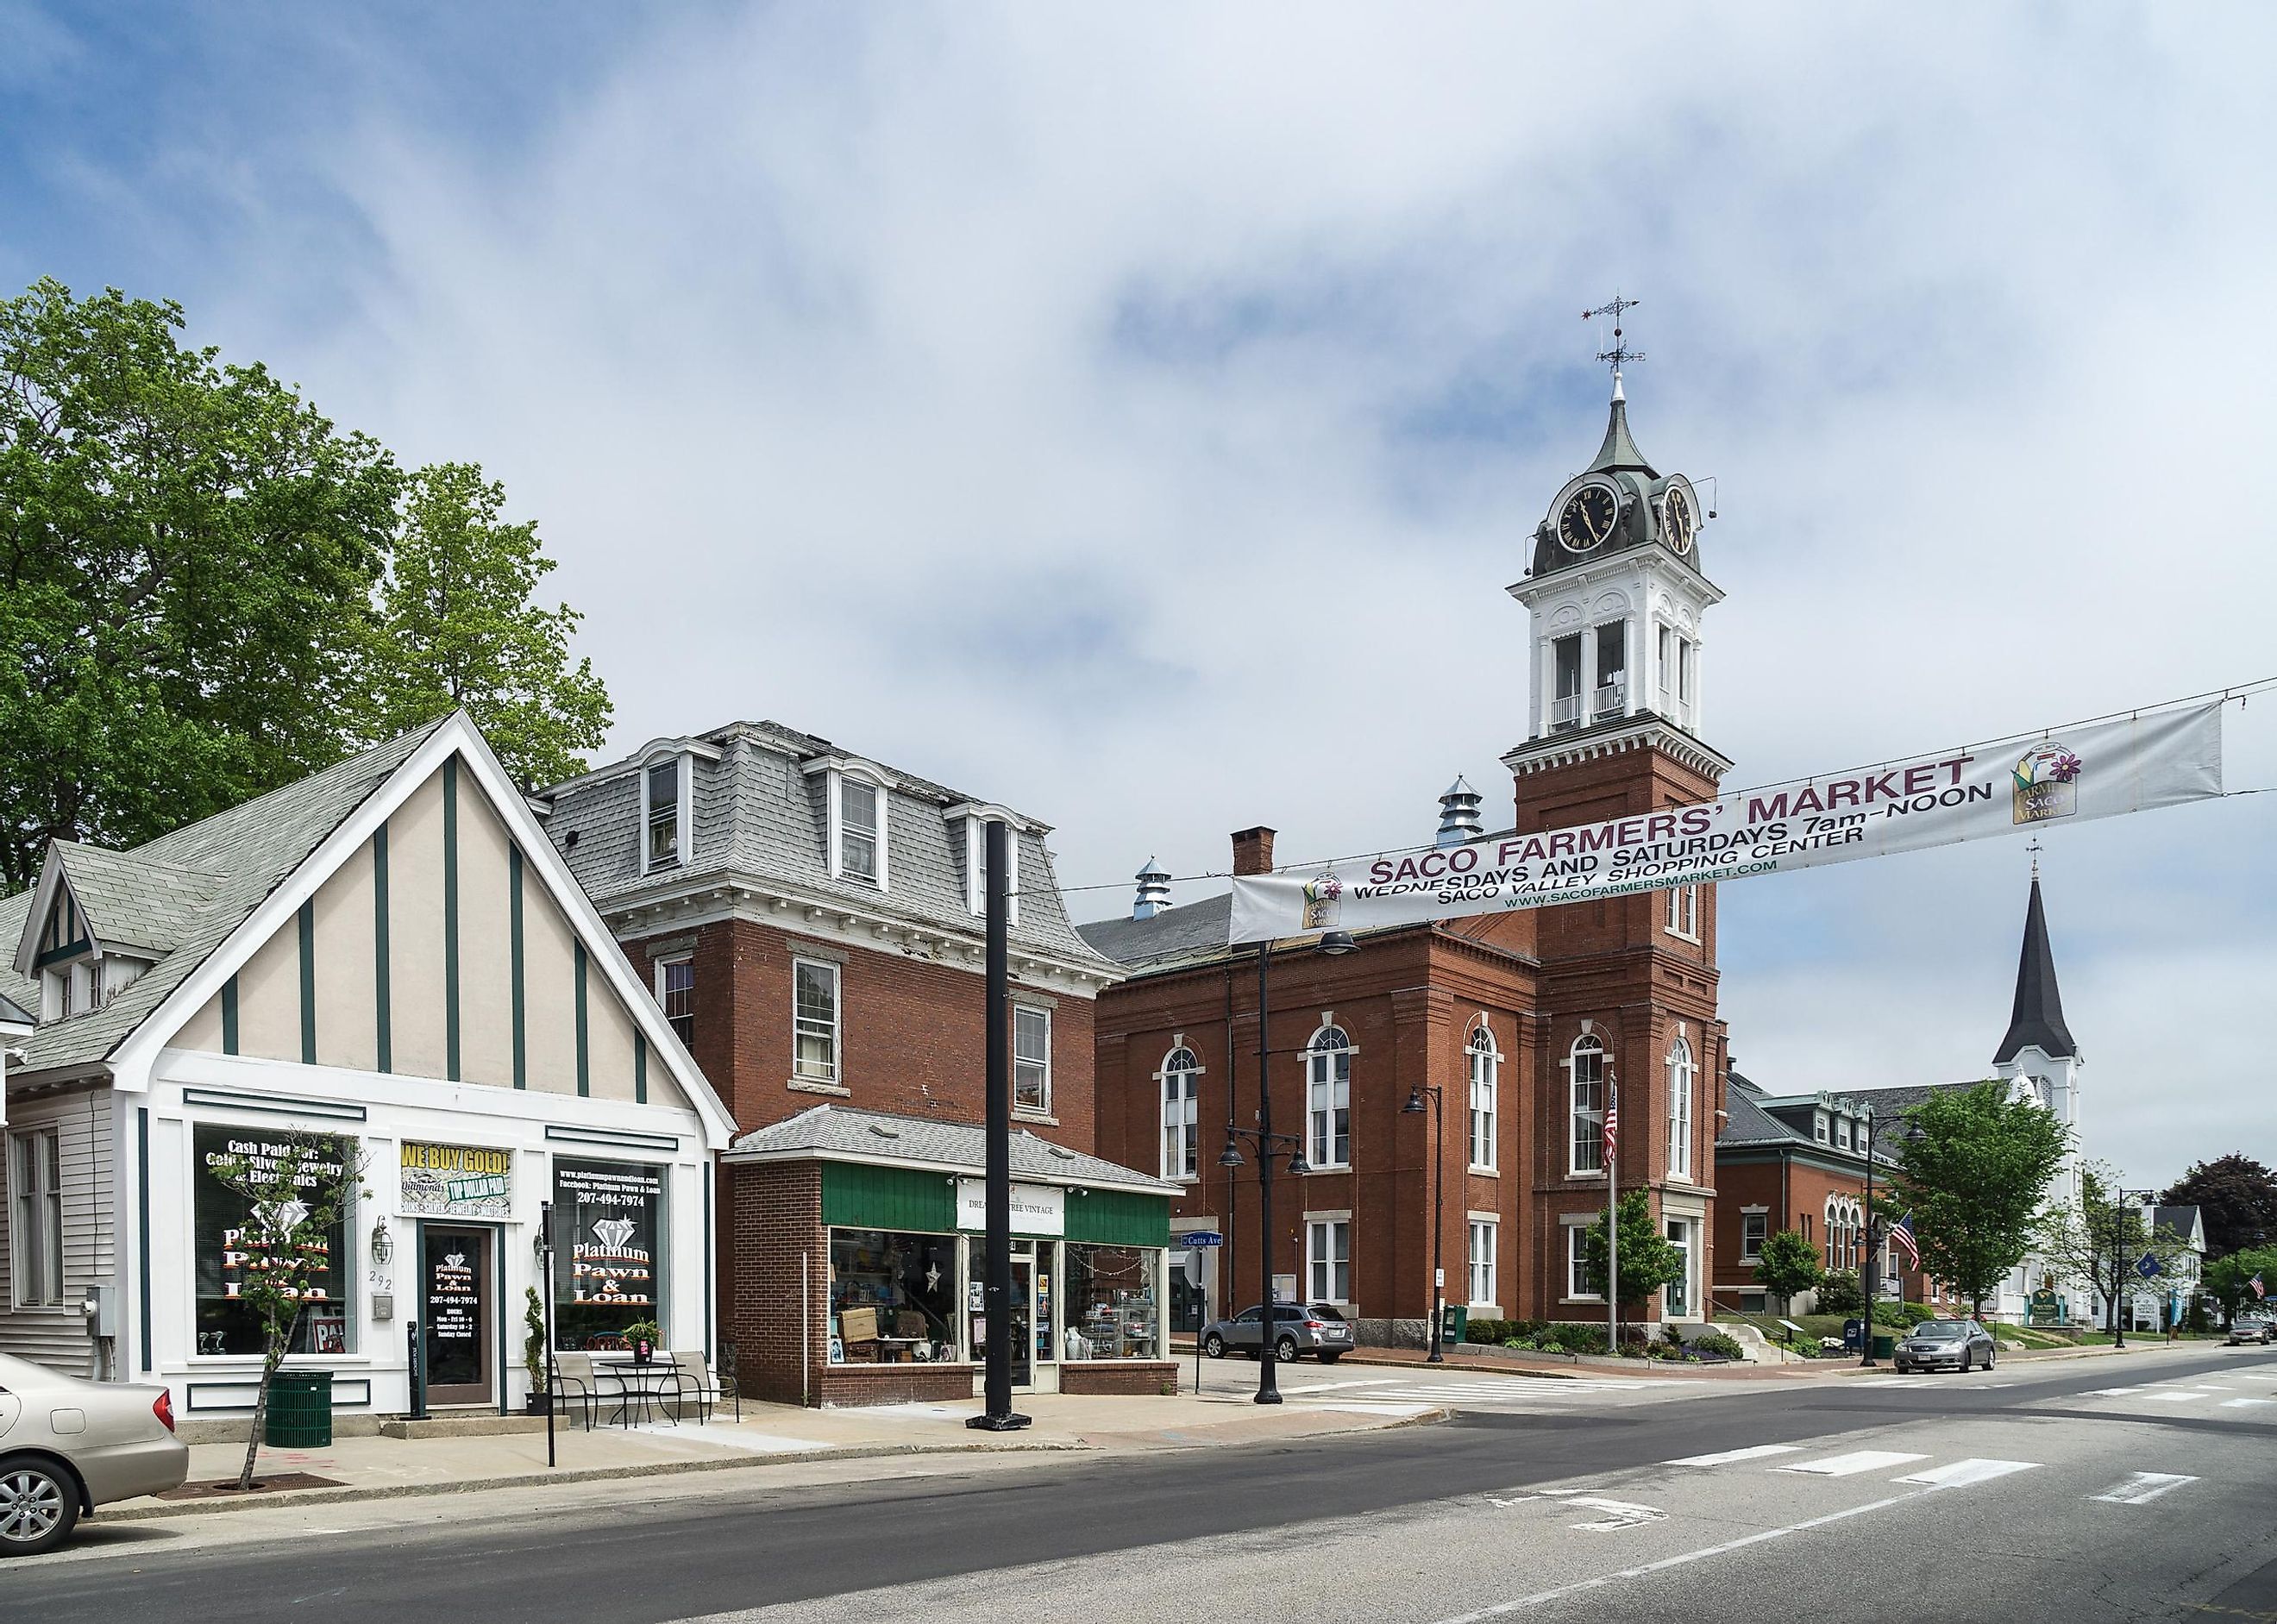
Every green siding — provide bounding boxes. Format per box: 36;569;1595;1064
221;976;239;1055
297;900;317;1064
373;823;392;1073
574;942;590;1097
1065;1188;1170;1248
442;756;461;1082
822;1163;955;1232
509;844;526;1089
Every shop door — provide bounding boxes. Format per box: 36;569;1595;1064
422;1226;494;1407
1007;1257;1032;1387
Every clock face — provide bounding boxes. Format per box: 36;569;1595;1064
1558;483;1619;552
1661;481;1695;555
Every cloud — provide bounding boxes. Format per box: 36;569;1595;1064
11;3;2277;1182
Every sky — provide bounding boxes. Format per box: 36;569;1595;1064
6;3;2273;1188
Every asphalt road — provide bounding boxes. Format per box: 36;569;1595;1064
9;1345;2274;1624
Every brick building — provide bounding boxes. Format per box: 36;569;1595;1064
1081;374;1731;1338
539;721;1176;1403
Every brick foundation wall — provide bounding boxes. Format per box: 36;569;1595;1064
818;1364;976;1406
1059;1361;1178;1396
726;1160;825;1405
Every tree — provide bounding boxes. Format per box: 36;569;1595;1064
1753;1228;1823;1314
2204;1246;2277;1324
2161;1155;2277;1261
1887;1080;2073;1321
1579;1190;1688;1319
2034;1163;2197;1337
352;462;612;791
0;279;402;891
204;1133;365;1489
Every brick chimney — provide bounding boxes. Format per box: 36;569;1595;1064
1231;825;1276;876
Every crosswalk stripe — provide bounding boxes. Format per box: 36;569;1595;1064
2087;1386;2148;1396
2144;1390;2208;1403
1665;1444;1803;1467
1777;1450;1929;1477
2221;1398;2272;1408
1894;1458;2039;1489
2091;1471;2196;1506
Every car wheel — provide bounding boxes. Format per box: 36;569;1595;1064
1274;1337;1299;1363
1984;1348;1995;1371
0;1456;79;1558
1317;1352;1343;1364
1202;1333;1227;1359
1957;1348;1971;1374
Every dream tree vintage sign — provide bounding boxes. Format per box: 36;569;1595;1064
1229;702;2224;944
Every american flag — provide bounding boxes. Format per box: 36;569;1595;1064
1889;1213;1921;1268
1602;1084;1619;1160
2253;1272;2267;1301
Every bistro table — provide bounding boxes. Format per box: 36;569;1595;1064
591;1353;683;1428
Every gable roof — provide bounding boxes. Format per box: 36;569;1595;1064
0;988;29;1030
1;718;449;1076
1996;876;2077;1063
2148;1204;2205;1249
725;1103;1177;1194
544;720;1118;978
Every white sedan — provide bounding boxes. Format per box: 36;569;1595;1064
0;1351;189;1556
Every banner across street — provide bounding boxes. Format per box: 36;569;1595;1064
1228;701;2224;944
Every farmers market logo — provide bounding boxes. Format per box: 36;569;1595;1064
2012;741;2083;825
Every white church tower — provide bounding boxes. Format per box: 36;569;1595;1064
1992;867;2086;1319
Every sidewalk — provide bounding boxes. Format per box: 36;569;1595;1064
107;1387;1446;1524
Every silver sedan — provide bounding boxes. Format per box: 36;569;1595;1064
0;1351;189;1556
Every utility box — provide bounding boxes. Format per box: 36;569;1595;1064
1440;1304;1469;1347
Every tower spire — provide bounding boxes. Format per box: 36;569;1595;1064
1994;869;2077;1063
1583;292;1654;475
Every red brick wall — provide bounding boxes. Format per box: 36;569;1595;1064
1061;1362;1179;1395
725;1161;825;1405
817;1364;975;1406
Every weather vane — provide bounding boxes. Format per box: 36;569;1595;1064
2027;836;2043;881
1583;292;1644;377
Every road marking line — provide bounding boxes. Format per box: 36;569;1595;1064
1894;1458;2040;1488
1664;1444;1803;1467
2092;1471;2198;1506
1776;1450;1929;1477
2222;1398;2273;1408
1555;1495;1668;1532
2145;1391;2209;1403
2087;1387;2150;1396
1433;1486;1939;1621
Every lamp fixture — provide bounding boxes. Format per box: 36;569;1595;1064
369;1217;393;1265
1319;931;1357;956
1219;1138;1245;1169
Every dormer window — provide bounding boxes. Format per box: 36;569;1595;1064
814;762;893;890
641;756;693;873
840;780;879;883
954;810;1021;925
1814;1113;1830;1144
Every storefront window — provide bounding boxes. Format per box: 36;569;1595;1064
192;1126;354;1357
830;1230;959;1363
1064;1245;1160;1360
552;1160;666;1350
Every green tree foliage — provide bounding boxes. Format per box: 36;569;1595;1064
1752;1227;1823;1311
2161;1155;2277;1261
1579;1190;1688;1314
2033;1162;2198;1334
2204;1246;2277;1323
1815;1269;1864;1316
0;279;401;891
352;462;612;790
1888;1081;2073;1320
203;1133;364;1489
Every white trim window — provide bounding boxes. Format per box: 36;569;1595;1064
1665;882;1698;939
1160;1046;1200;1181
642;756;689;872
1307;1219;1351;1303
655;956;694;1048
838;777;881;886
9;1128;64;1307
1467;1220;1497;1308
1467;1025;1499;1171
1565;1222;1600;1301
1014;1006;1051;1113
793;958;841;1083
1740;1210;1768;1260
1664;1219;1695;1317
1569;1033;1606;1176
1306;1026;1352;1169
1666;1034;1695;1181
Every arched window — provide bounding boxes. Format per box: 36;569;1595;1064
1569;1033;1607;1176
1159;1046;1201;1181
1665;1035;1695;1181
1467;1024;1500;1171
1307;1026;1352;1169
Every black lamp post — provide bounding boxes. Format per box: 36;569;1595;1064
1858;1107;1879;1370
1402;1082;1446;1363
2111;1184;2153;1350
1220;928;1354;1404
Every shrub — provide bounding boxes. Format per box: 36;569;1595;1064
1686;1329;1747;1360
1816;1270;1863;1315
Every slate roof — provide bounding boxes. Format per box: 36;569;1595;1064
1995;877;2077;1063
0;988;30;1028
1076;894;1234;971
47;840;224;958
2148;1205;2205;1248
543;721;1117;975
725;1103;1176;1193
0;718;450;1075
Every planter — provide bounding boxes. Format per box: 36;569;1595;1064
524;1392;555;1416
264;1369;335;1448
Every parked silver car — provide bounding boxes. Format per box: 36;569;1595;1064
1200;1303;1354;1364
0;1352;189;1556
1892;1318;1998;1374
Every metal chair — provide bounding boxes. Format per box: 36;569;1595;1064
551;1351;607;1432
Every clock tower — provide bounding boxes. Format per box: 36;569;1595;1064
1506;348;1733;1325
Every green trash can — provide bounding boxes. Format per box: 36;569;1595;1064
1440;1303;1470;1349
265;1369;335;1448
1870;1333;1897;1361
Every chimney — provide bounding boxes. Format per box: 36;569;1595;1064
1231;825;1276;876
1132;856;1173;920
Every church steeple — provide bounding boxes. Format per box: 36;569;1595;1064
1994;875;2077;1064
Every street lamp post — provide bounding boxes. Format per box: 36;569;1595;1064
1221;930;1354;1404
1859;1107;1879;1369
1402;1082;1446;1363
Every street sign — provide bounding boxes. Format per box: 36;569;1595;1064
1178;1231;1224;1248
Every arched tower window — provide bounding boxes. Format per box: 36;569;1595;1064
1159;1046;1201;1181
1468;1024;1500;1171
1666;1034;1695;1181
1569;1033;1607;1176
1307;1026;1352;1169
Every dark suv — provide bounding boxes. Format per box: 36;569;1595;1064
1200;1303;1354;1364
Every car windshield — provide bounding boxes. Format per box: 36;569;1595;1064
1914;1321;1968;1339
